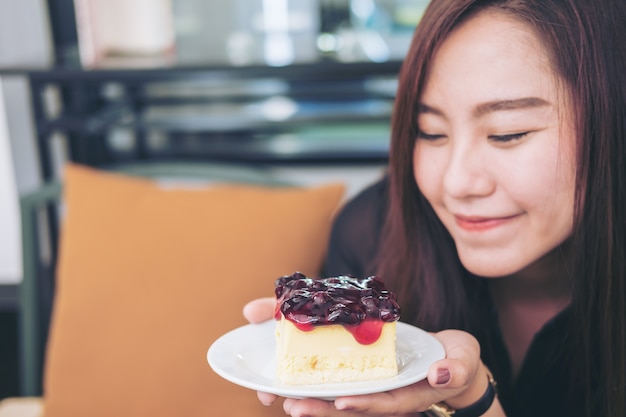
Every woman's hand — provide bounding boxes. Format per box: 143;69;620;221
242;297;275;324
242;297;282;406
242;299;501;416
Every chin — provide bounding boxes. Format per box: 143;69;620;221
457;253;526;278
465;267;512;278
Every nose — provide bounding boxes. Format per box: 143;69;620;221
442;141;495;199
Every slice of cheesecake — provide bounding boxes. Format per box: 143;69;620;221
274;272;401;385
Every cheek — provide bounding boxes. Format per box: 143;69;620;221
413;143;442;202
511;140;576;213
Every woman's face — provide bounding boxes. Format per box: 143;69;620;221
413;11;577;278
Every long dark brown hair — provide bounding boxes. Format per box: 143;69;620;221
376;0;626;415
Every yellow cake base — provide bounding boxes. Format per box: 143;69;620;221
275;317;397;385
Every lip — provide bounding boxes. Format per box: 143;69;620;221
454;214;521;232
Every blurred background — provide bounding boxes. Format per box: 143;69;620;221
0;0;429;399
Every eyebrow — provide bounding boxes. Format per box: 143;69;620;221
473;97;551;118
418;97;552;119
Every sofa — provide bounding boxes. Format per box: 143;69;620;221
0;162;347;417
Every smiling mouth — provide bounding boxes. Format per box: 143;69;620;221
454;214;520;232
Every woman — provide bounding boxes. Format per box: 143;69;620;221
245;0;626;416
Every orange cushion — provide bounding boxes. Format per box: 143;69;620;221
43;164;345;417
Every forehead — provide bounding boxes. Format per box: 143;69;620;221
422;10;560;104
443;9;544;59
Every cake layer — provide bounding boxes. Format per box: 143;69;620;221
275;317;397;385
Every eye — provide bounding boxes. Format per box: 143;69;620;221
417;131;446;141
488;131;530;143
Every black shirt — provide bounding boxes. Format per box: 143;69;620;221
322;177;584;417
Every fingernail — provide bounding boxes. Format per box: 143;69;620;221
334;398;355;411
436;368;451;385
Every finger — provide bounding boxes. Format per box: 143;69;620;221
334;380;438;414
426;329;481;390
242;297;275;323
425;330;488;409
257;391;278;406
284;397;351;417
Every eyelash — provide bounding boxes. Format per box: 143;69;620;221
488;132;530;142
416;131;445;141
416;131;531;143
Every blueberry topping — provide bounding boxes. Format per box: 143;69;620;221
275;272;401;326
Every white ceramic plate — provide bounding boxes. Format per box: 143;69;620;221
207;320;445;400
